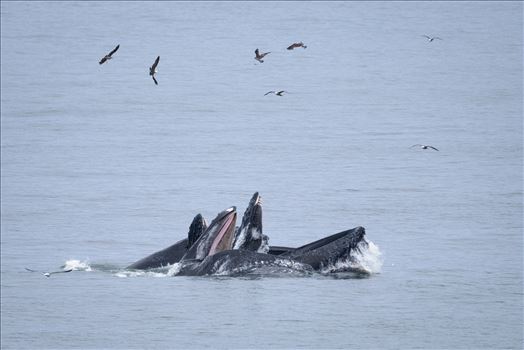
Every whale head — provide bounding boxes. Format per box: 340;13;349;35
182;207;237;260
233;192;268;253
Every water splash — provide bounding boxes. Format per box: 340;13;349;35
320;239;383;275
354;239;383;274
114;270;168;278
64;259;92;271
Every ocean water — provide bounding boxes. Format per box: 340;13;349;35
1;1;522;349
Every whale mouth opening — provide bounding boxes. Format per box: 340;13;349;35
208;208;237;256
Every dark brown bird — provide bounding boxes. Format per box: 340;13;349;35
264;90;287;96
99;45;120;65
255;48;270;63
410;144;439;151
149;56;160;85
287;42;307;50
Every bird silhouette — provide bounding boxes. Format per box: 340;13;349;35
149;56;160;85
264;90;287;96
255;49;270;63
410;144;439;151
99;44;120;65
422;35;442;42
287;42;307;50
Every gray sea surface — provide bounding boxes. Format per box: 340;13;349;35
1;1;522;349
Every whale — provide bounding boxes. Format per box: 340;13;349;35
126;192;371;276
126;214;207;270
272;226;367;270
180;206;238;261
172;193;368;276
126;193;260;271
174;226;367;276
174;249;314;276
233;192;269;253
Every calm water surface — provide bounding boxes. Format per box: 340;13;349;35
1;1;522;349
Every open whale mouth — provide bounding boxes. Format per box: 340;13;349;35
208;207;237;256
182;207;238;261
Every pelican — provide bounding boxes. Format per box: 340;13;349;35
410;144;439;151
25;267;73;277
264;90;287;96
422;35;442;42
99;44;120;65
287;42;307;50
149;56;160;85
255;49;270;63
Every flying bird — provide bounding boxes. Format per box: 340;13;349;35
25;267;73;277
287;42;307;50
410;144;439;151
264;90;287;96
255;49;270;63
149;56;160;85
99;44;120;65
422;35;442;42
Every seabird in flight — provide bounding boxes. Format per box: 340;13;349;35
99;44;120;65
25;267;73;277
422;35;442;42
410;144;439;151
255;49;270;63
287;42;307;50
149;56;160;85
264;90;287;96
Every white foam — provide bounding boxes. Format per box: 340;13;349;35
114;270;167;278
64;259;92;271
320;239;383;275
167;262;183;276
354;239;383;274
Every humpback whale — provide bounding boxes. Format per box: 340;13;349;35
126;214;207;270
172;194;368;276
181;207;237;261
232;192;269;253
274;226;367;270
175;249;314;276
125;192;373;277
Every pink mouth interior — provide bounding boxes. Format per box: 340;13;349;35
209;213;236;256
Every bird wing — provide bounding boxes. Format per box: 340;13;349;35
277;90;286;95
434;37;442;40
25;267;38;272
422;35;431;39
264;91;275;96
255;48;260;57
428;146;439;151
410;144;422;148
152;76;158;85
109;44;120;56
152;56;160;70
99;57;107;65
